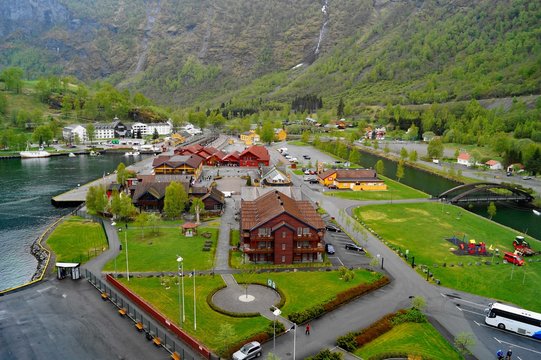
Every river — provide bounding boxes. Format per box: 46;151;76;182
354;149;541;241
0;153;146;291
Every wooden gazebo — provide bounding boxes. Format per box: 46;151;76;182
181;222;199;237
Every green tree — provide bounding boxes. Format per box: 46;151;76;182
375;160;385;175
190;197;205;224
246;176;252;186
301;131;310;143
0;67;24;93
153;128;159;140
260;122;275;144
0;92;7;115
400;147;408;160
147;213;161;235
427;138;444;159
118;194;137;220
487;202;497;219
163;181;188;219
32;125;53;146
116;163;128;187
409;150;418;162
396;160;405;182
217;323;236;355
86;124;95;144
406;124;419;141
337;98;345;117
134;212;150;240
525;147;541;175
411;296;426;310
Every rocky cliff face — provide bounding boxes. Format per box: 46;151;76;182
0;0;70;37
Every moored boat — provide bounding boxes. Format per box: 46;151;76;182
20;146;51;159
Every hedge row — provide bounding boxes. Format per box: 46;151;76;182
336;308;427;352
206;285;260;317
368;352;434;360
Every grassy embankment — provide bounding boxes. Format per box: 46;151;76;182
47;216;108;263
354;202;541;311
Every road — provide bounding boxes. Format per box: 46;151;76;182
265;142;541;360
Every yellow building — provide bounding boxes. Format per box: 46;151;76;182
170;133;186;145
240;130;260;146
274;128;287;141
318;169;387;191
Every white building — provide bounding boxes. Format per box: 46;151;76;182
131;121;172;136
62;125;87;143
181;123;202;135
457;152;473;167
94;123;115;139
485;160;503;170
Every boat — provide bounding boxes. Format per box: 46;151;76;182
133;151;140;156
68;152;76;158
125;152;133;156
533;210;541;216
20;145;51;159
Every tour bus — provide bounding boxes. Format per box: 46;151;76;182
485;302;541;339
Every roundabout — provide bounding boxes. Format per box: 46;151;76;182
212;282;281;315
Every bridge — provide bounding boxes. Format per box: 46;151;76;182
438;182;534;204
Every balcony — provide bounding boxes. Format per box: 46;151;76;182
243;247;274;254
293;246;324;254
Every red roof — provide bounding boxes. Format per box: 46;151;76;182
182;222;199;229
223;151;240;162
239;145;269;162
485;160;500;166
458;153;471;160
174;144;204;155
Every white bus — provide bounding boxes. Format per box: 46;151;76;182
485;302;541;339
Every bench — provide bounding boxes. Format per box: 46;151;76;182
153;337;162;346
101;292;108;300
135;322;144;332
118;308;127;316
171;352;181;360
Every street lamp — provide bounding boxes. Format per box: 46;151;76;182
272;308;282;354
120;224;129;281
176;256;185;325
193;268;197;331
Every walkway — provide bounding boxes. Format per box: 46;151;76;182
215;197;237;271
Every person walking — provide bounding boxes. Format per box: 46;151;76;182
305;323;311;335
505;348;512;360
496;349;504;360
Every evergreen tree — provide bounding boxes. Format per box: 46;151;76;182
337;98;345;117
525;148;541;175
153;128;159;140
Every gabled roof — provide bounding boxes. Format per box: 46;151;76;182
261;166;290;184
223;151;240;161
201;187;225;204
241;190;324;231
132;182;169;202
239;145;269;162
152;154;204;169
319;169;379;181
174;144;204;155
485;160;500;166
458;152;471;160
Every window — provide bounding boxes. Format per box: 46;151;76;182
258;228;270;236
303;228;310;235
281;255;286;263
282;231;286;238
297;228;302;236
282;243;286;250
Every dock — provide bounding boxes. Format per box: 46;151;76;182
51;156;157;207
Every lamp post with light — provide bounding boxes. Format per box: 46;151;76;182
272;307;282;353
176;256;185;326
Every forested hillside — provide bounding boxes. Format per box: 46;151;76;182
2;0;538;107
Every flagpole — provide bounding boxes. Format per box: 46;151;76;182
193;269;197;331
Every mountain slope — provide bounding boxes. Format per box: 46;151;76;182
1;0;540;107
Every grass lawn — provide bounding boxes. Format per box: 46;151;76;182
287;140;309;146
292;169;305;175
355;322;463;360
235;269;383;316
230;229;240;246
103;226;218;272
325;175;429;201
119;276;270;355
47;216;108;263
354;202;541;311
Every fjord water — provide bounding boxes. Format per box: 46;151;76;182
0;154;144;291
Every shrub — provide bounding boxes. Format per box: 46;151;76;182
306;349;343;360
265;321;285;337
391;308;426;325
355;313;394;347
336;332;358;352
323;277;390;312
288;304;325;324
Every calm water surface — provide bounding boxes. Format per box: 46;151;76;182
0;153;145;291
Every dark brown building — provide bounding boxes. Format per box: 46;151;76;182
240;190;325;264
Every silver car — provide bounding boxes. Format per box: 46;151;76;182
232;341;262;360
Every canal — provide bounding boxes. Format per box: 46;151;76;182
0;153;147;291
354;149;540;241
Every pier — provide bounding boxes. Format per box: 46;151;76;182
51;156;156;207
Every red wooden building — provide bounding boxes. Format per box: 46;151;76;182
239;145;270;167
240;190;325;264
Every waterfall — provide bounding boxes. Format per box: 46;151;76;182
315;0;329;55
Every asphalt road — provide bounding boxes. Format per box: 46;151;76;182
0;279;166;360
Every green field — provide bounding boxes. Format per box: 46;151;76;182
47;216;108;263
355;322;463;360
103;226;218;272
325;175;429;201
235;269;383;315
119;276;269;355
354;202;541;311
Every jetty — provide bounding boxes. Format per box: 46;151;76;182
51;156;156;207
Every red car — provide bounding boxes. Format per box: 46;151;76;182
503;252;524;266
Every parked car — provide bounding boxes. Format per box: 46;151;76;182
345;243;365;252
522;176;532;180
325;243;335;255
325;224;341;232
303;155;311;160
232;341;262;360
309;179;319;184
